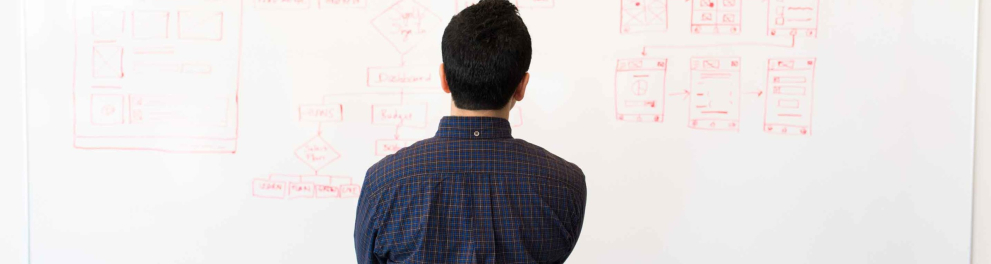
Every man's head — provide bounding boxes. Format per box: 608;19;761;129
441;0;532;111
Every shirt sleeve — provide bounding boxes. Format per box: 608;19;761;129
354;167;381;264
570;169;588;251
557;167;587;263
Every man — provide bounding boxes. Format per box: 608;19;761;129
354;0;587;263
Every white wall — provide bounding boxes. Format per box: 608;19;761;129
974;1;991;263
0;0;28;263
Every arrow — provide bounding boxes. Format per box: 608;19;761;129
744;90;764;97
394;122;402;140
317;122;323;136
667;89;690;100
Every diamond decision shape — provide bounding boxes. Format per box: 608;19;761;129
371;0;441;55
295;136;341;172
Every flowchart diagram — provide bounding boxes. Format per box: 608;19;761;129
247;0;525;200
616;0;819;136
248;0;445;200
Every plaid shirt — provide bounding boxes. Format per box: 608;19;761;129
354;116;587;264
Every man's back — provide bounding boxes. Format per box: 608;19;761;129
354;116;586;263
355;0;586;262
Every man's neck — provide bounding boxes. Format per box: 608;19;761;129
449;105;512;119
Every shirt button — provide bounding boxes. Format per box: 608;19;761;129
473;131;480;137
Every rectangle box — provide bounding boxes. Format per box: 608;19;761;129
371;104;428;127
340;184;361;198
691;0;741;34
620;0;668;34
767;0;819;37
129;95;230;127
178;11;224;40
315;184;341;198
299;104;344;122
688;57;741;131
764;58;816;135
92;9;124;39
615;58;667;122
288;182;316;198
92;46;124;78
774;86;806;95
778;99;800;108
693;57;740;71
253;179;287;199
375;139;418;156
774;76;807;83
90;94;125;125
718;12;738;23
367;66;438;88
132;11;169;39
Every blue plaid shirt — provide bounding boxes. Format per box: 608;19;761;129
354;116;587;264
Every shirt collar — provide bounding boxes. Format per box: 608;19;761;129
435;116;514;139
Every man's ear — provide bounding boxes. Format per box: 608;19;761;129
439;64;451;94
513;73;529;102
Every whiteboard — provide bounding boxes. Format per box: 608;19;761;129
1;0;27;263
25;0;976;263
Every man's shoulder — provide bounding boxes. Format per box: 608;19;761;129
365;136;584;187
511;138;584;177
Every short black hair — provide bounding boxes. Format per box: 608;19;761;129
442;0;532;110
